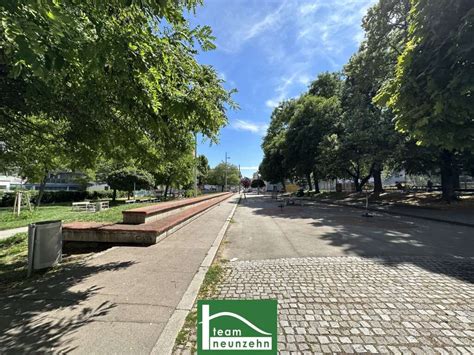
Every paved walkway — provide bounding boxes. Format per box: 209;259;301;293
0;195;238;354
219;256;473;354
177;195;474;354
0;226;28;241
316;198;474;227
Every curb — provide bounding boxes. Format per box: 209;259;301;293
314;199;474;228
150;195;240;355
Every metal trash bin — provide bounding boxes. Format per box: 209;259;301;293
28;220;63;276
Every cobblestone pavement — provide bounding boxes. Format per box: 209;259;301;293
175;256;473;354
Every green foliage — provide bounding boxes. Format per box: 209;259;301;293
250;179;265;188
105;168;154;196
308;72;342;98
0;232;28;286
286;93;341;182
0;1;235;202
206;163;240;188
0;190;115;207
375;0;474;151
197;155;210;185
260;100;296;185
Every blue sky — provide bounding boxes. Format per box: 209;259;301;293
190;0;377;177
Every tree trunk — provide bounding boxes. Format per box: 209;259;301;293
314;178;320;193
35;173;48;210
112;189;117;202
372;168;384;196
359;174;371;192
440;150;457;202
312;169;320;194
453;166;460;189
306;173;313;191
281;178;286;192
164;184;169;198
353;176;361;192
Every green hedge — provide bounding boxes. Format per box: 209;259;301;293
0;190;115;207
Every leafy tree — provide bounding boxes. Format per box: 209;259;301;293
207;163;240;191
260;100;296;187
0;116;73;207
0;1;234;185
197;155;210;186
285;74;341;192
285;94;340;192
308;72;342;98
251;178;265;194
240;177;251;189
106;168;154;200
375;0;474;200
154;149;195;198
250;179;265;188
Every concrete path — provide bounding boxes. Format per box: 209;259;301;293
0;226;28;241
316;198;474;227
224;195;474;261
197;194;474;354
0;195;238;354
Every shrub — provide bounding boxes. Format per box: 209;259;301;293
184;189;202;198
0;190;116;207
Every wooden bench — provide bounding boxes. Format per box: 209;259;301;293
122;192;229;224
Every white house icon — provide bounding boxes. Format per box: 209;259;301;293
201;304;272;350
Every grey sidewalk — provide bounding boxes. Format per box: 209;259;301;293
0;195;238;354
314;198;474;227
0;226;28;241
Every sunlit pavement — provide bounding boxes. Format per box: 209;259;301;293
206;194;473;354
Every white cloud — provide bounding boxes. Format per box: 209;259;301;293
240;166;259;170
197;0;378;109
242;2;285;41
299;3;321;16
232;119;268;135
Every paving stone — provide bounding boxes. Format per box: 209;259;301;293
174;256;473;354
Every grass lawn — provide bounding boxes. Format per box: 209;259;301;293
0;201;157;231
0;232;28;287
0;201;159;287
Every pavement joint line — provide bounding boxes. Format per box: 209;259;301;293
150;195;240;355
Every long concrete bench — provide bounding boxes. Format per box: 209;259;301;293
63;192;232;244
122;192;229;224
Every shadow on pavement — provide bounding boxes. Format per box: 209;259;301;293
0;260;134;353
239;195;474;283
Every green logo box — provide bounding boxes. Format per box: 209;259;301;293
197;299;277;354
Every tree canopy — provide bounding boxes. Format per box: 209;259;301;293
0;1;235;201
260;0;473;201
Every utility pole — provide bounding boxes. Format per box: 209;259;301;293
238;164;241;194
224;152;230;192
194;133;198;196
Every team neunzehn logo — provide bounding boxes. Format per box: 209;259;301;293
198;300;277;354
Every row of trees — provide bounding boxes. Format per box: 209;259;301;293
260;0;473;201
0;1;235;205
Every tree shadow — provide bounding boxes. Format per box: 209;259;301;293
242;196;474;283
0;260;134;353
